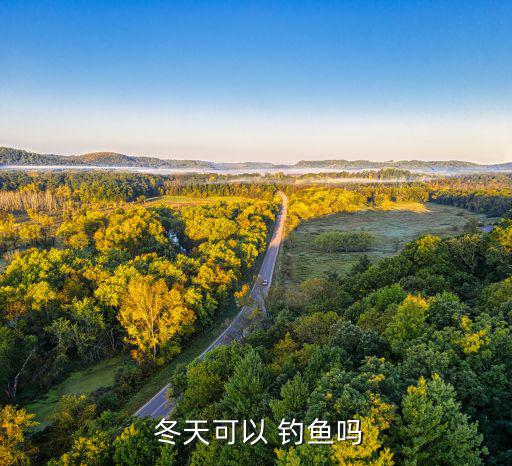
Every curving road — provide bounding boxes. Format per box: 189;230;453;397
134;192;288;418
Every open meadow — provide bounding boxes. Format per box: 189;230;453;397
277;202;497;291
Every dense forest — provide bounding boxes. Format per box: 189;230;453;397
2;171;512;465
157;216;512;465
0;198;276;390
0;179;279;464
426;174;512;217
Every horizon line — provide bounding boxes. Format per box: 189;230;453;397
2;145;509;167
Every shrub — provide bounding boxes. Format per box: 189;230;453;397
314;230;375;252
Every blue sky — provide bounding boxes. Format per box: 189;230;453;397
1;0;511;163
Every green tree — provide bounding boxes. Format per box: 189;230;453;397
331;395;395;465
18;223;43;246
328;320;386;369
155;444;177;466
49;433;111;466
118;275;196;364
427;291;465;329
0;326;16;400
0;211;17;250
270;373;309;421
112;418;160;466
385;295;430;352
174;344;244;419
94;207;172;257
1;332;37;403
221;348;270;418
291;311;340;345
396;374;484;465
275;443;333;466
49;394;97;454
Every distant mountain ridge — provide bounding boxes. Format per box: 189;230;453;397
1;146;511;172
0;147;214;169
294;159;480;170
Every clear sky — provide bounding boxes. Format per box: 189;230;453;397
1;0;511;163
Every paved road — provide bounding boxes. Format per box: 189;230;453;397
134;192;288;418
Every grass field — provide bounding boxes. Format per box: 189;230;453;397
145;195;246;208
25;356;132;430
276;202;497;292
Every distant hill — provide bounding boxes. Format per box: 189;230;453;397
0;147;65;165
70;152;215;169
489;162;512;171
293;159;480;171
0;146;510;173
0;147;214;169
215;161;286;170
73;152;146;166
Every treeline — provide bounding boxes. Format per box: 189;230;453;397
286;185;429;228
430;190;512;217
0;171;278;213
286;179;512;229
429;173;512;192
0;172;162;211
295;167;422;181
0;189;69;213
2;170;511;221
0;171;163;200
427;174;512;217
164;180;277;200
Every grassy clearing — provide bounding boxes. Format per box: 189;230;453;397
25;356;131;430
276;202;497;292
145;195;246;208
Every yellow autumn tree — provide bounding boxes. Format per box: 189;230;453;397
331;395;395;465
26;208;54;243
456;315;490;354
234;283;252;306
0;405;38;466
119;275;196;364
0;211;16;249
